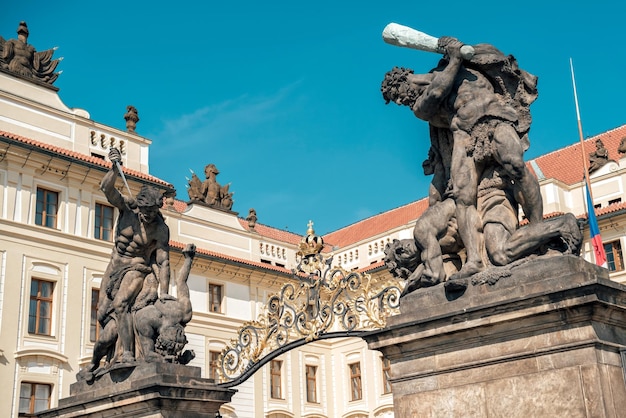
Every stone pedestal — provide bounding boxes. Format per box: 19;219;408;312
364;256;626;417
38;363;236;418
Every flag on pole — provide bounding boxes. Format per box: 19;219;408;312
571;59;606;268
584;181;607;267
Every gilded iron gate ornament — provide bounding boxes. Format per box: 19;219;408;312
217;221;404;387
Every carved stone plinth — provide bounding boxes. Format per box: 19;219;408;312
364;256;626;417
38;363;235;418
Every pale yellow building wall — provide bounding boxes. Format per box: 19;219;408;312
0;73;151;173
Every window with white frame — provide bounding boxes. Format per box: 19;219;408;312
349;361;362;401
270;360;283;399
19;382;51;416
604;240;624;272
305;364;318;403
90;288;100;342
209;350;221;381
35;187;58;228
208;283;223;313
381;356;392;394
28;278;54;336
94;203;114;241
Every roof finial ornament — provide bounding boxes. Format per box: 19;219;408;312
124;105;139;132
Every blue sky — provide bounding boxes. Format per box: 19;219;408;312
3;2;625;235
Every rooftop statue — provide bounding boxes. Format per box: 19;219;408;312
124;105;140;132
246;208;258;230
588;139;611;173
0;21;61;85
619;137;626;154
78;149;195;382
186;164;235;211
380;24;583;294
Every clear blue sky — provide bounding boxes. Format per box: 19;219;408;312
3;2;625;235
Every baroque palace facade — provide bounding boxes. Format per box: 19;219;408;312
1;22;626;418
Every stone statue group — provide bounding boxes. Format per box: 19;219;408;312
78;25;587;381
381;33;583;294
78;149;195;382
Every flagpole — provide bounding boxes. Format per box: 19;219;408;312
571;58;607;267
569;58;593;197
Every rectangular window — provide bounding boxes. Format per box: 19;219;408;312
209;283;223;313
94;203;114;241
349;362;362;401
209;350;221;381
29;279;54;335
381;357;392;394
90;289;100;342
19;382;51;416
270;360;282;399
604;240;624;272
305;365;317;403
609;198;622;206
35;188;58;228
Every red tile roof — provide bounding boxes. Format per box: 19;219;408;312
170;199;189;213
323;198;429;248
529;125;626;185
236;218;304;245
580;200;626;219
169;240;293;275
0;130;172;187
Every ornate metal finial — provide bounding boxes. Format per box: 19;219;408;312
124;105;139;132
0;21;62;85
297;220;324;259
295;221;326;275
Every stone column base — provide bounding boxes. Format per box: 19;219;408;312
365;255;626;417
39;363;235;418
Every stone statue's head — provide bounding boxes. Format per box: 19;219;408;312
381;66;421;107
155;324;187;357
383;239;421;279
136;185;163;208
17;21;29;38
204;164;219;176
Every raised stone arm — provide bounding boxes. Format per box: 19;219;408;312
412;38;464;121
100;148;126;209
382;23;474;59
177;244;196;324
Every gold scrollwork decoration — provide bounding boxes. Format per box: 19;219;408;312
217;253;403;385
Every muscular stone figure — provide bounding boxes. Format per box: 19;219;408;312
382;37;543;281
96;148;170;364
